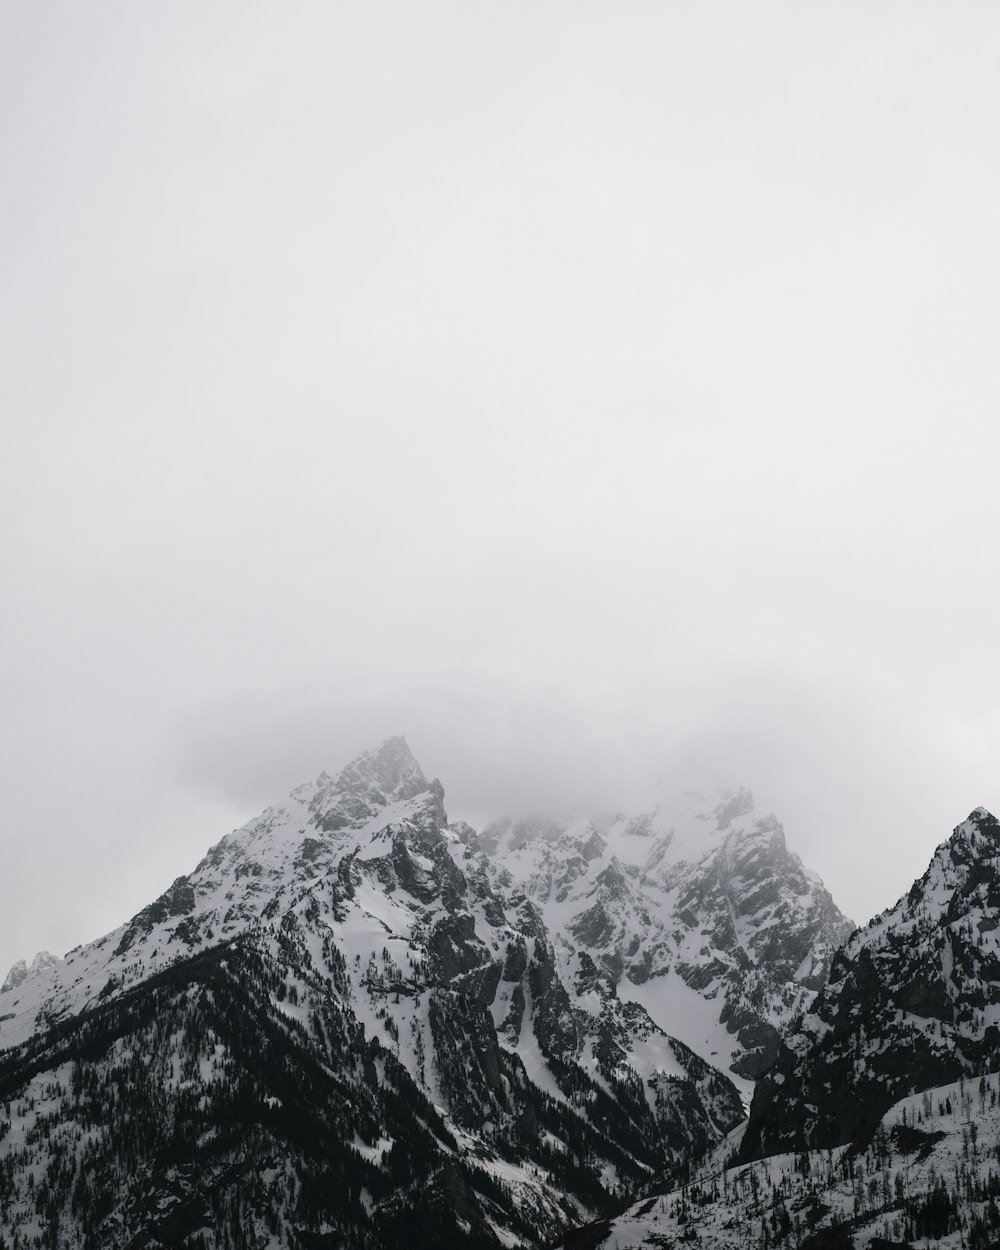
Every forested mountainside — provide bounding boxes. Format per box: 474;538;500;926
0;739;852;1249
574;1068;1000;1250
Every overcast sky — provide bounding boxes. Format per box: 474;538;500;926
3;2;1000;972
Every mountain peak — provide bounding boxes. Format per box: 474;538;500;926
1;949;61;994
960;805;999;834
335;735;428;798
714;787;755;830
1;958;26;993
310;736;440;833
924;805;1000;873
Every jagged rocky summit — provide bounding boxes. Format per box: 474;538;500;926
474;786;853;1087
0;951;60;995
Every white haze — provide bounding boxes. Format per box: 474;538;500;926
2;2;1000;969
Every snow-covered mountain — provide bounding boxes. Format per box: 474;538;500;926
580;805;1000;1250
2;738;773;1250
475;788;853;1092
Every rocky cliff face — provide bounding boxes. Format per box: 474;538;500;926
741;806;1000;1159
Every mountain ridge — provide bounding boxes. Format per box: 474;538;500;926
1;737;777;1249
0;737;872;1250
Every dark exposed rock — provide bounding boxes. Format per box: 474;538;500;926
114;877;197;955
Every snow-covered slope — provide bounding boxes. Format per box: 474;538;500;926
476;788;852;1092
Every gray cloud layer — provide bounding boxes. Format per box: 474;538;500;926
3;2;1000;969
